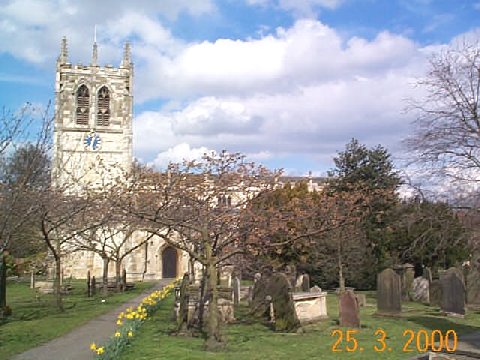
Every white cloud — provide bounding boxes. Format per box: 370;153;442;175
151;143;213;169
128;18;432;172
0;0;213;63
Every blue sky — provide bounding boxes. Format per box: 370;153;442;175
0;0;479;176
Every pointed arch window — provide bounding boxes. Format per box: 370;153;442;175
76;85;89;125
97;86;110;126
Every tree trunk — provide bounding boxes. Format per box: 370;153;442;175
115;259;122;291
205;243;222;351
338;237;345;293
54;254;64;312
102;256;109;296
0;252;7;315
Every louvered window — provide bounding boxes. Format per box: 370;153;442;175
97;86;110;126
76;85;89;125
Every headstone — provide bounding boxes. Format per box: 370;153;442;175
467;269;480;307
310;285;322;293
301;274;310;292
355;293;367;307
176;274;190;331
412;277;430;304
423;267;433;283
295;275;304;292
87;270;91;297
429;280;442;307
339;290;360;328
403;263;415;301
251;275;271;318
267;273;300;331
233;277;241;305
30;271;35;289
441;267;465;316
377;268;402;315
91;276;96;296
254;273;262;283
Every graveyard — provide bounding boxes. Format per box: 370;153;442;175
116;273;480;360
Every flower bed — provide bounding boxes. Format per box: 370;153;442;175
90;280;177;359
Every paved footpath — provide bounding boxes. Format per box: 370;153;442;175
12;279;172;360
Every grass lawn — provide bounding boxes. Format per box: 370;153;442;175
0;278;155;359
119;292;480;360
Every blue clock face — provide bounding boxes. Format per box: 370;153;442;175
84;132;102;150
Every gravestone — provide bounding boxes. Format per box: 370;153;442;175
429;280;442;307
310;285;322;293
403;263;415;301
376;268;401;315
267;273;300;331
339;290;360;327
176;274;190;331
441;267;465;316
301;274;310;292
254;273;262;283
423;267;433;283
467;271;480;307
412;277;429;304
87;270;91;297
91;276;96;296
251;274;271;318
30;271;35;289
355;293;367;307
233;277;241;305
295;275;304;292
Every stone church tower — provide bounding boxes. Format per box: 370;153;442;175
53;38;188;280
52;37;133;191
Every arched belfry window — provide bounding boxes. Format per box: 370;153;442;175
76;85;89;125
97;86;110;126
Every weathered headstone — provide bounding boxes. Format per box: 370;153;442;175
91;276;96;296
467;269;480;307
251;275;271;318
339;290;360;327
310;285;322;293
176;273;190;331
233;277;241;305
412;277;430;304
355;293;367;307
466;258;480;308
429;279;442;307
403;263;415;301
423;267;433;283
301;274;310;292
441;267;465;316
30;271;35;289
377;268;402;315
87;270;91;297
267;273;300;331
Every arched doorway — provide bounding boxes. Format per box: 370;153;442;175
162;246;177;278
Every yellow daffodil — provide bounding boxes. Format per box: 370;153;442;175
115;331;121;337
96;347;105;355
128;331;133;337
117;319;122;325
90;343;97;351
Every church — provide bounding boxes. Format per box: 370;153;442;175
53;37;189;280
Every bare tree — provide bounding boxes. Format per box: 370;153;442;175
406;40;480;184
0;104;52;316
124;151;277;350
69;191;154;293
